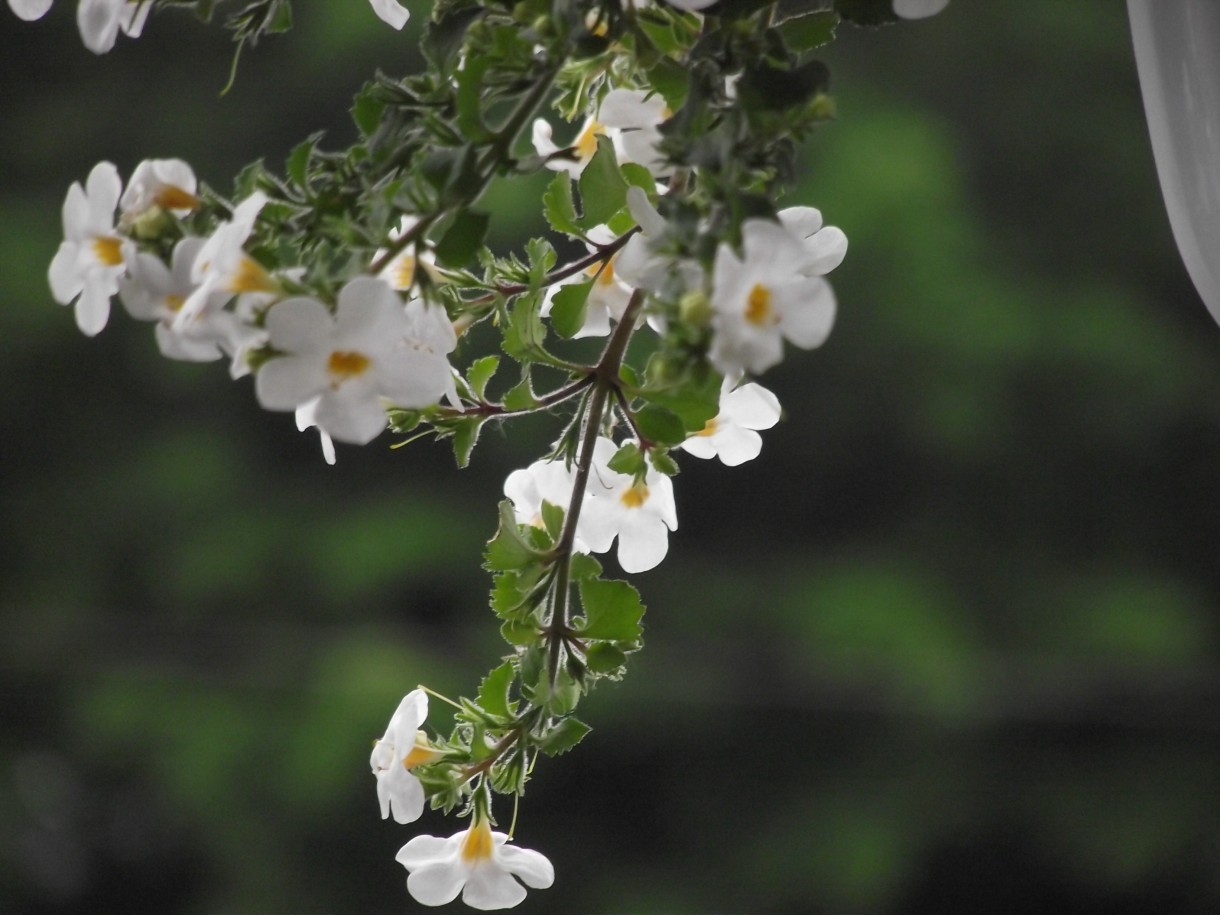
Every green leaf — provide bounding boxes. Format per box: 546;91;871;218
285;133;320;187
585;642;628;674
649;449;680;476
503;372;539;411
578;578;645;641
476;662;517;719
634;404;686;447
501;296;546;361
606;442;645;477
351;87;385;137
578;136;629;229
620;162;658;192
647;58;689;112
542;171;583;238
424;6;486;72
776;11;839;54
484;501;542;571
538;717;591;757
500;619;539;646
491;571;530;619
435;210;490;268
450;415;486;468
467;355;500;401
568;552;603;581
453;54;491;142
540;500;565;541
549;281;593;339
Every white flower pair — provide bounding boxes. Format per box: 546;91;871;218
371;690;555;910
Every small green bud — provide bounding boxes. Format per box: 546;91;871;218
679;289;712;327
129;205;173;241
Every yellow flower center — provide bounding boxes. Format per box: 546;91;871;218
575;119;606;162
328;350;371;386
744;283;774;326
164;293;186;313
155;185;200;211
587;256;617;287
620;481;649;509
696;417;719;437
228;255;276;293
461;818;495;863
92;236;124;267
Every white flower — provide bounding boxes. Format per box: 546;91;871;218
177;191;275;328
369;0;408;29
375;215;440;293
396;817;555;910
504;457;592;548
7;0;52;21
600;88;672;176
296;398;337;465
894;0;949;19
532;117;606;177
678;380;781;466
255;277;456;445
612;188;703;316
76;0;149;54
48;161;131;337
664;0;718;9
120;237;224;360
708;218;837;375
541;226;633;339
119;158;199;224
580;437;678;573
370;690;436;825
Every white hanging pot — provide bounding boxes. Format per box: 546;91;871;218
1129;0;1220;324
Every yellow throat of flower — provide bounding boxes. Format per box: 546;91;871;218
744;282;774;326
575;120;606;162
92;236;124;267
327;350;371;387
620;481;650;509
461;818;495;863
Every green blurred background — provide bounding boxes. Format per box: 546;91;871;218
4;2;1220;913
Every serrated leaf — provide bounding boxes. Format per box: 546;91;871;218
538;717;591;757
585;642;628;674
777;10;839;54
501;295;546;361
485;500;541;571
285;133;320;187
647;58;690;112
634;404;686;447
542;171;583;238
503;373;539;411
435;209;490;268
578;578;645;641
476;662;517;719
649;449;680;476
568;552;603;581
450;415;486;468
467;355;500;401
501;619;539;646
491;571;529;619
454;54;491;142
549;280;593;339
606;442;645;476
579;136;629;229
352;87;385;137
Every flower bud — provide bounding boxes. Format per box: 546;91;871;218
679;289;712;327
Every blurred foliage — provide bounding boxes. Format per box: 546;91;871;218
3;1;1220;913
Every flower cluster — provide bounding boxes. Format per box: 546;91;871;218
19;0;946;908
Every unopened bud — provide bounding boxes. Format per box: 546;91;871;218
679;289;712;327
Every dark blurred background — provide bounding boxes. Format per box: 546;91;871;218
4;2;1220;913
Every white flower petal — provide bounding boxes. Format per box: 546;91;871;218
894;0;949;19
369;0;409;29
616;512;669;573
407;861;467;907
495;843;556;889
8;0;53;21
462;865;528;911
395;834;457;870
254;354;327;411
776;277;836;350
